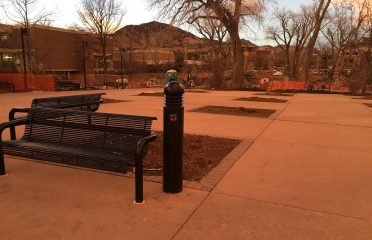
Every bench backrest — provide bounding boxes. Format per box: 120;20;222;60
22;108;156;156
31;93;105;111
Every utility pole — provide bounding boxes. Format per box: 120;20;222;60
20;27;29;91
82;40;88;90
120;48;125;89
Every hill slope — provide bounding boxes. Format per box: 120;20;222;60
114;21;205;49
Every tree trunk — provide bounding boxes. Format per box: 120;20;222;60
285;46;292;79
230;30;244;88
102;47;107;75
300;0;332;82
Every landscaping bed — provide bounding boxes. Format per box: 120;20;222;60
137;92;164;97
185;90;210;93
234;96;288;103
102;98;131;104
255;92;294;97
190;105;276;118
144;131;241;181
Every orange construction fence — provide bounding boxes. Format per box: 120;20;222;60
265;81;306;90
264;80;348;92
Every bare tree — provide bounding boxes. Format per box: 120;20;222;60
148;0;271;88
266;8;295;78
78;0;124;74
291;6;314;79
354;0;372;93
2;0;55;72
193;14;230;87
321;0;368;82
2;0;54;27
266;6;314;80
318;0;370;93
301;0;332;82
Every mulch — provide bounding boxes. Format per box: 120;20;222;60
102;98;131;104
234;96;288;103
354;96;372;100
144;131;241;181
137;92;164;97
255;92;294;97
185;90;211;93
190;105;276;118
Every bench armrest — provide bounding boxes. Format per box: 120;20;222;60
9;108;30;121
0;118;29;141
136;131;157;158
8;108;31;140
133;131;156;203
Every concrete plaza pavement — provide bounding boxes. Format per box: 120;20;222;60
1;89;372;239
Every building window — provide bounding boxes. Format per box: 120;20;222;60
0;33;11;41
0;53;16;69
94;55;113;71
2;54;14;61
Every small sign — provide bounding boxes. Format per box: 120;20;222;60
170;114;177;121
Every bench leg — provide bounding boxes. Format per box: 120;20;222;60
0;150;5;175
10;127;16;140
135;155;144;203
8;110;17;140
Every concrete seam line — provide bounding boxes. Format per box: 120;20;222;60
214;192;368;222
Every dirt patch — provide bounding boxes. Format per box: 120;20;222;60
190;105;276;118
185;90;210;93
255;92;294;97
363;103;372;108
354;96;372;100
144;132;241;181
102;98;131;104
234;97;288;103
137;92;164;97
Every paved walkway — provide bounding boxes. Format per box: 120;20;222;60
1;90;372;239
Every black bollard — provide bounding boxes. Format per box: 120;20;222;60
163;80;184;193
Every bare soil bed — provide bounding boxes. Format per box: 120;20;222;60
190;105;276;118
363;103;372;108
137;92;164;97
185;90;210;93
255;92;294;97
354;96;372;100
144;132;241;181
102;98;131;104
234;96;288;103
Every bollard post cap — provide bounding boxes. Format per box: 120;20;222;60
164;81;184;96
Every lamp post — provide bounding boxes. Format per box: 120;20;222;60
119;48;125;89
20;27;29;91
82;40;88;90
116;48;125;89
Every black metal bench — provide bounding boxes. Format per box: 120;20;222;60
0;80;15;93
8;93;106;140
103;81;119;89
56;81;81;91
31;93;106;111
0;107;157;203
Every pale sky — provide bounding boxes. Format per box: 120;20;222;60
0;0;314;44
